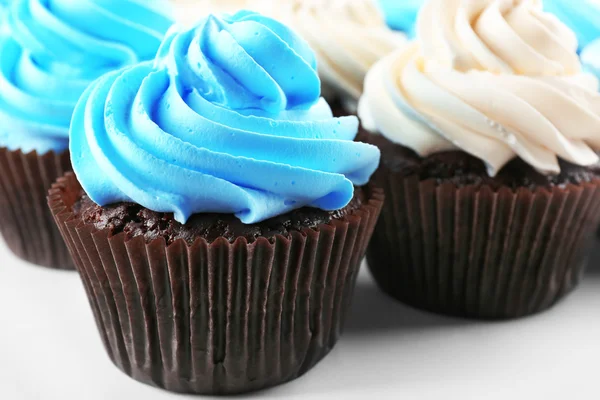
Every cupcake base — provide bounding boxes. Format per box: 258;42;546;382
48;173;383;395
0;147;73;269
362;133;600;320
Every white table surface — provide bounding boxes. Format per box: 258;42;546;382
1;238;599;400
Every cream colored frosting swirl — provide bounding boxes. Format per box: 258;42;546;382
359;0;600;175
270;0;406;109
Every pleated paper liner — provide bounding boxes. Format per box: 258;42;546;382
48;173;383;395
0;147;73;269
367;166;600;320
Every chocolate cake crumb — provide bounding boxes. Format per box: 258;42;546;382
73;188;365;245
359;130;600;190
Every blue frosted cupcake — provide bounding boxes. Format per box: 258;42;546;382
582;39;600;79
0;0;173;269
544;0;600;51
544;0;600;77
49;11;382;394
378;0;424;37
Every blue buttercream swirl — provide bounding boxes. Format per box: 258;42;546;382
544;0;600;51
0;0;173;154
377;0;424;37
582;38;600;79
70;11;381;224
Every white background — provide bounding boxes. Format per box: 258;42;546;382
1;238;599;400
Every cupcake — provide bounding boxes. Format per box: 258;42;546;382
267;0;406;116
378;0;424;37
49;11;382;394
358;0;600;320
0;0;173;269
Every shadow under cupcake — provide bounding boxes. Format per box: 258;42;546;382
358;0;600;320
49;11;382;395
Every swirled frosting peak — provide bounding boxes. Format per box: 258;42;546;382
269;0;406;108
0;0;174;154
70;11;380;224
359;0;600;176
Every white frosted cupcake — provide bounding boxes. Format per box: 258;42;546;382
359;0;600;320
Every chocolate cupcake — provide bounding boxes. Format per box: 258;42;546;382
266;0;406;116
49;12;382;394
0;0;173;269
358;0;600;319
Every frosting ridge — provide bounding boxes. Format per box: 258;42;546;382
269;0;406;107
359;0;600;176
71;11;380;224
0;0;173;153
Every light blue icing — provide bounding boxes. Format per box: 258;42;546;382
377;0;424;38
70;11;381;224
582;38;600;78
544;0;600;51
0;0;174;154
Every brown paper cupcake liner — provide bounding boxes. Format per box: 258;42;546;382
0;147;73;269
48;172;383;395
367;171;600;320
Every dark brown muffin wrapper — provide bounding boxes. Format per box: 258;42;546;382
48;172;383;395
0;147;73;269
368;170;600;320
